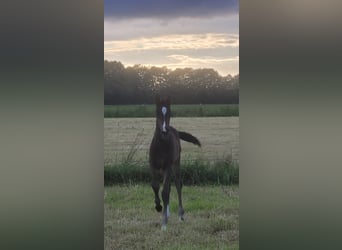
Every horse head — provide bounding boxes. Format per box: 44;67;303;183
155;95;171;140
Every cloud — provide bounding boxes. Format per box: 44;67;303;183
103;1;239;76
122;54;239;76
164;54;239;73
104;0;239;20
167;54;239;64
104;15;238;41
104;33;239;53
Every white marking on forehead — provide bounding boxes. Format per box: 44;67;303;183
162;121;166;132
161;106;167;132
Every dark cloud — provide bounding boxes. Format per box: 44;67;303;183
104;0;239;19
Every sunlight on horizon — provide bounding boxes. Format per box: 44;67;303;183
104;3;239;76
104;33;239;76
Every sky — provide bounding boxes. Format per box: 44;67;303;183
104;0;239;76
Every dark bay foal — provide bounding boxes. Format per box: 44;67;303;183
149;96;201;230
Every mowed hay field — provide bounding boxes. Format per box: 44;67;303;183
104;117;239;166
105;185;239;250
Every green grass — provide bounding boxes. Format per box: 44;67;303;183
104;104;239;118
104;159;239;186
104;184;239;250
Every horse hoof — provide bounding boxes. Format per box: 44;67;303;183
161;225;167;231
155;204;162;212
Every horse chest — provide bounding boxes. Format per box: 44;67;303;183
156;144;175;157
150;140;179;168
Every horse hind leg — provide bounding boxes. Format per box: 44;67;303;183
175;178;184;221
174;163;185;221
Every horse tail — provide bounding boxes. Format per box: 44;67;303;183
178;131;201;147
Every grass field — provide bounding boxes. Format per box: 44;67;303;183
104;104;239;118
105;115;240;248
104;117;239;166
104;184;239;250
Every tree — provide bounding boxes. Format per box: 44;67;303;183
104;61;239;105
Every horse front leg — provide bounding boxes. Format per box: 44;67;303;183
161;168;172;230
151;168;162;212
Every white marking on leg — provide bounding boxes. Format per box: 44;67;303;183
179;208;184;222
166;205;170;218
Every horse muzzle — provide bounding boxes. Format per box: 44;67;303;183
160;129;169;139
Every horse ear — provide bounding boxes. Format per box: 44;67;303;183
166;96;171;106
155;94;161;105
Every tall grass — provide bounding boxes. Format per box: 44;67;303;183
104;104;239;118
104;151;239;186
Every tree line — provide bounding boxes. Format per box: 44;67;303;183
104;60;239;105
